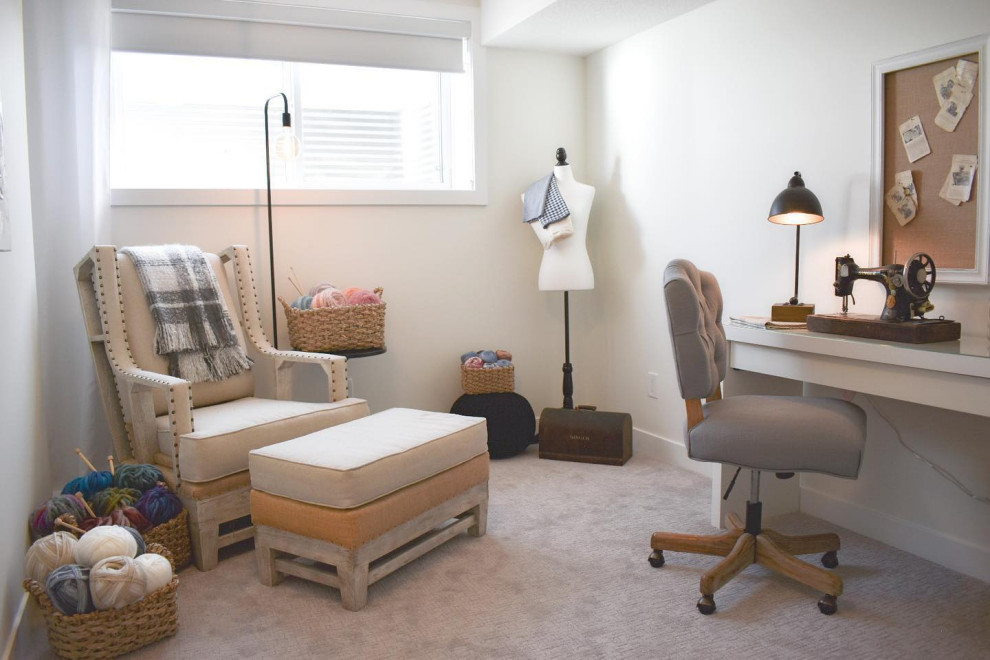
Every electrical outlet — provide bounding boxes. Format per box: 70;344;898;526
647;372;659;399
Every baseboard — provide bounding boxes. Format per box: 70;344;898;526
631;427;708;477
802;486;990;583
2;593;28;660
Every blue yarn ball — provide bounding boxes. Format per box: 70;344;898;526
86;471;114;496
495;359;512;367
479;350;498;364
136;486;183;527
46;564;94;615
61;476;91;499
114;464;164;493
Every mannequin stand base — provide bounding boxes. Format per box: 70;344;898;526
771;303;814;323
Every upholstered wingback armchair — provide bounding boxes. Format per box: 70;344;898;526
75;245;370;570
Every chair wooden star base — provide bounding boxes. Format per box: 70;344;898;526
650;509;842;615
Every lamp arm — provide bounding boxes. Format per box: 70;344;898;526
263;93;290;348
792;224;801;305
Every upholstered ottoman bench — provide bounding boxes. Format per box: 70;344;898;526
249;408;489;611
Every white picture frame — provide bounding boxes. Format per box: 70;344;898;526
870;34;990;284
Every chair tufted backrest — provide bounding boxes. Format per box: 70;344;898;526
662;259;727;400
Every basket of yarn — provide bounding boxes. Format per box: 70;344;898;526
23;540;178;660
461;349;515;395
279;283;386;352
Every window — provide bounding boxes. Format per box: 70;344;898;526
109;0;484;205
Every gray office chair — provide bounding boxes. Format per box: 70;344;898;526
653;259;866;615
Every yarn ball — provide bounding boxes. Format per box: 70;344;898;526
90;487;142;516
460;351;479;364
136;485;183;526
345;288;381;306
463;356;483;369
496;349;512;361
89;556;147;610
483;362;499;369
290;295;314;310
121;526;147;557
342;287;362;298
308;282;336;296
61;471;114;501
311;287;346;308
113;464;164;492
25;532;78;584
135;553;173;594
495;359;512;367
45;564;94;615
74;526;138;567
30;494;90;540
478;350;498;364
119;506;151;532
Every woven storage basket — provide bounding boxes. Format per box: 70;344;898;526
280;290;386;352
142;508;191;570
23;543;178;660
461;365;515;394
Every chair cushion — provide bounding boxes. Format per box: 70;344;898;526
119;252;254;415
156;397;370;482
249;408;488;509
688;395;866;478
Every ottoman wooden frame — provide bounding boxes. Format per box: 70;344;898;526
255;482;488;611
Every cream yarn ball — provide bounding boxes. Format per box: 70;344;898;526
74;526;138;567
25;532;78;584
134;553;173;594
90;556;147;610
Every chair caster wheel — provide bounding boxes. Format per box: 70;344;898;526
821;551;838;569
818;594;838;615
648;550;665;568
697;595;716;615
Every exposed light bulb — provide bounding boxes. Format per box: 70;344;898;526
273;126;301;160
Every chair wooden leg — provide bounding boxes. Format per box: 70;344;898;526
651;528;744;558
699;532;756;596
725;511;744;530
762;529;839;556
755;534;843;597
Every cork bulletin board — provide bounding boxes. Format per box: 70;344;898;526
870;35;990;284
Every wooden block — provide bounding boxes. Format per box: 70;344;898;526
771;303;815;322
807;313;961;344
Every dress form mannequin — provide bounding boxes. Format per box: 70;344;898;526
527;150;596;291
523;148;596;408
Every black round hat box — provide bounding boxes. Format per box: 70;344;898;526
450;392;537;458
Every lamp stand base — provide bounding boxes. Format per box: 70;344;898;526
771;303;815;322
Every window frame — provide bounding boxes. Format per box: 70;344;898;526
109;0;486;208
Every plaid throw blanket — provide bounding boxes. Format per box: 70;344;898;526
120;245;252;383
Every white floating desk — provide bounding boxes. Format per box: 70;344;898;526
713;324;990;527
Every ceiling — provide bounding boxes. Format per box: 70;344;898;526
482;0;716;56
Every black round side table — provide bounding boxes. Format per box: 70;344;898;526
450;392;537;458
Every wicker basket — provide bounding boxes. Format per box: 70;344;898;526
142;509;191;570
280;290;386;352
23;543;178;660
461;364;515;395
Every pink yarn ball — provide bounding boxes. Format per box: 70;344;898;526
312;288;346;308
345;289;381;306
464;356;484;369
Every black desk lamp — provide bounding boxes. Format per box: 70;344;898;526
768;171;824;322
264;93;301;348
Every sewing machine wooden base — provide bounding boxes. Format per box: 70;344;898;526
807;313;961;344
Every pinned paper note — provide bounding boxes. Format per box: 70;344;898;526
899;115;931;162
933;58;978;132
894;170;918;206
886;184;917;226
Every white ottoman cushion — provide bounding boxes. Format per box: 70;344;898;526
249;408;488;509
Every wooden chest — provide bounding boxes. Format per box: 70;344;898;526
538;407;632;466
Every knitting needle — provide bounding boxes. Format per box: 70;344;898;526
75;448;98;472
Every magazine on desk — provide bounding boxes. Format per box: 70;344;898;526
729;316;807;330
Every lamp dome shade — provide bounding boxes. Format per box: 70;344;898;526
768;171;824;225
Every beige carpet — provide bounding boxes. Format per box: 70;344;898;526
20;448;990;659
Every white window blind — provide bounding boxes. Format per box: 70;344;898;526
111;0;470;73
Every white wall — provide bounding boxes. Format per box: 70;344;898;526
111;48;596;416
0;0;48;651
586;0;990;578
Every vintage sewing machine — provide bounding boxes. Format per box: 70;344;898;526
806;252;961;343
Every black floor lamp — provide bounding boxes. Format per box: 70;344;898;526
264;93;301;348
